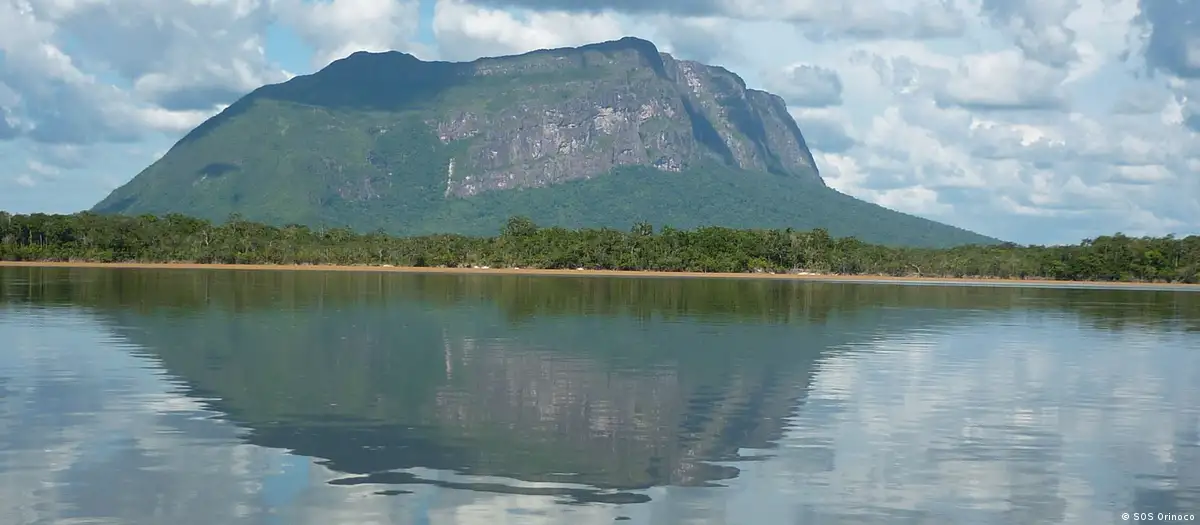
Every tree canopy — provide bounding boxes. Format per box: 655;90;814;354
2;211;1198;283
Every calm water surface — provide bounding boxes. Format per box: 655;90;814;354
0;267;1197;524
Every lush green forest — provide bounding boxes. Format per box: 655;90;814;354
2;211;1198;283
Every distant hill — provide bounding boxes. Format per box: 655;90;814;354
92;37;999;248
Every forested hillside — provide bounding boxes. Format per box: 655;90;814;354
91;38;997;249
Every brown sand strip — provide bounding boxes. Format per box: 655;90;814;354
1;260;1197;290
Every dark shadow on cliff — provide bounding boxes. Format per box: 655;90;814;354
178;51;468;147
179;36;670;148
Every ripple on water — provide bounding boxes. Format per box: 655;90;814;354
756;308;1200;523
1;277;1199;524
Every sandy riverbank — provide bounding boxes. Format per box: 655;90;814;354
1;260;1197;290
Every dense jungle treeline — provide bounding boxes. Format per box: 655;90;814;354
2;211;1199;283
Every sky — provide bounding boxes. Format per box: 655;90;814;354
0;0;1197;245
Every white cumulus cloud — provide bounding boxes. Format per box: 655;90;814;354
0;0;1196;244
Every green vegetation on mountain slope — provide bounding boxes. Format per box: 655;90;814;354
3;211;1198;282
422;165;1000;248
90;38;998;249
91;99;994;248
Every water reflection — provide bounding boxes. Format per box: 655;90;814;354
772;315;1200;524
0;309;639;525
0;267;1197;524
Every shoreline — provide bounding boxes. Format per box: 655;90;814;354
2;261;1197;290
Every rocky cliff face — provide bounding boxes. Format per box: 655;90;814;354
168;37;821;200
341;37;822;197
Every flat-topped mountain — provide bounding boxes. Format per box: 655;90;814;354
92;37;998;247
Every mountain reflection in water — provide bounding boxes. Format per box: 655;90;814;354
0;266;1197;525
